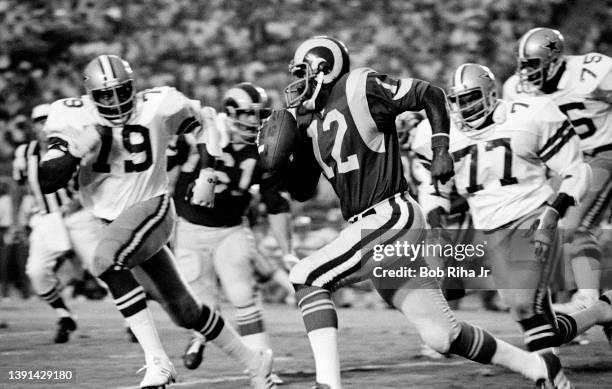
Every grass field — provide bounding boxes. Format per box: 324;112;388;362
1;296;611;389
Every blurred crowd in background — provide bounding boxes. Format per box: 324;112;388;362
1;0;612;305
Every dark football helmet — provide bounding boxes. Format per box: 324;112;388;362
448;63;498;130
285;36;350;111
517;27;565;92
223;82;271;144
83;54;135;123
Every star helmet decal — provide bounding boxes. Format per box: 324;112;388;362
541;37;561;56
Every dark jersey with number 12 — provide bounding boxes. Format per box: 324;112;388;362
290;67;431;220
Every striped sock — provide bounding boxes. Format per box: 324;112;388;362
295;285;338;331
40;286;71;318
100;269;148;318
519;314;558;351
448;322;497;363
236;303;270;352
100;268;166;359
236;303;265;336
196;305;225;341
450;321;550;382
555;313;578;345
296;285;340;388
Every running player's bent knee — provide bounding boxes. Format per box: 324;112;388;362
25;265;47;290
91;248;117;278
416;321;456;354
569;229;601;261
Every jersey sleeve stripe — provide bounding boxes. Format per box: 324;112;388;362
393;78;414;101
539;127;577;162
537;120;572;157
346;68;385;152
176;116;200;134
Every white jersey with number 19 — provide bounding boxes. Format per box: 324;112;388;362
44;86;201;220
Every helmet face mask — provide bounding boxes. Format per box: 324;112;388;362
223;82;271;144
516;28;565;93
285;62;316;108
90;80;135;120
84;55;136;123
448;63;497;131
284;36;349;110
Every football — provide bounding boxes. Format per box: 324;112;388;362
257;108;299;170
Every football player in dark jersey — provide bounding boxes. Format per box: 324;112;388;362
257;36;572;389
172;83;295;381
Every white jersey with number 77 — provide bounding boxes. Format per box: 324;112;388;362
412;97;589;230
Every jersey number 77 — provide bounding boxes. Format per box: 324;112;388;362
452;138;518;193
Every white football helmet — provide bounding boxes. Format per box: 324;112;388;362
83;54;135;123
448;63;498;130
517;27;565;92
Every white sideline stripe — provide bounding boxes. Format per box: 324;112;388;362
115;360;471;389
0;329;526;340
1;350;32;356
0;327;122;338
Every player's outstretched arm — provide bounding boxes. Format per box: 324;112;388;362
421;85;454;186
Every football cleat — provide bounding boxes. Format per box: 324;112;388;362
535;352;573;389
418;343;447;360
552;289;598;315
599;291;612;349
54;316;77;344
312;384;331;389
138;356;176;389
248;349;277;389
183;336;206;370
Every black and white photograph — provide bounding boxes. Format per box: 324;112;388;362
1;1;612;388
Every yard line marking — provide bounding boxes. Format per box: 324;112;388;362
0;328;122;338
1;350;32;356
116;360;471;389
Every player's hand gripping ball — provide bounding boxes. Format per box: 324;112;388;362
257;109;298;170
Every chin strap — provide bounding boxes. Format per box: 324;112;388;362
302;72;325;111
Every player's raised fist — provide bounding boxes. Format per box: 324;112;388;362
257;109;298;170
431;147;454;185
